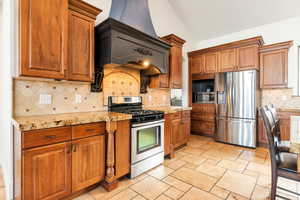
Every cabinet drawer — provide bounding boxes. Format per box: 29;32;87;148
23;127;72;149
72;122;106;140
191;120;215;135
191;113;215;122
182;111;191;119
171;112;182;119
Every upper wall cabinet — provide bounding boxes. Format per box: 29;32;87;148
237;45;259;70
218;49;236;72
150;34;186;89
204;52;218;73
20;0;68;79
188;36;264;75
260;41;293;89
20;0;101;81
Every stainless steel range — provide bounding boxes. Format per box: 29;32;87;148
108;96;165;178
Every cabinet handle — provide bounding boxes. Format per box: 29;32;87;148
72;144;77;152
67;145;72;154
85;128;95;132
44;135;57;139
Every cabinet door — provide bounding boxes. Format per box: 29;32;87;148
170;46;183;88
260;49;288;88
164;114;172;156
190;55;205;74
68;11;94;82
258;117;268;145
218;49;236;72
204;52;218;73
72;135;105;192
115;120;131;179
171;118;182;148
20;0;68;79
237;45;259;71
23;142;71;200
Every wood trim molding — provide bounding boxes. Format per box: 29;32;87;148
259;41;293;53
192;74;215;80
188;36;264;57
69;0;102;19
161;34;186;46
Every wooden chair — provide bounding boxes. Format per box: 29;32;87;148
267;104;290;152
260;106;300;200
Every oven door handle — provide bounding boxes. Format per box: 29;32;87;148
131;119;165;128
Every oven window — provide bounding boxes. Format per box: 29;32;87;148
137;126;161;153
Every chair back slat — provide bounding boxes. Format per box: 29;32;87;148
267;104;281;143
260;106;278;173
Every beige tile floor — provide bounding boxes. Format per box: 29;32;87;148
74;135;300;200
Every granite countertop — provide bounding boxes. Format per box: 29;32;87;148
145;106;192;114
13;111;132;131
278;108;300;113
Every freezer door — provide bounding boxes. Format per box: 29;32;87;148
216;118;256;148
229;70;256;119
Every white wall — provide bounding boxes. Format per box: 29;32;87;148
83;0;195;106
192;17;300;95
0;0;15;199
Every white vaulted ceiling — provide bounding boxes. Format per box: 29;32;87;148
169;0;300;41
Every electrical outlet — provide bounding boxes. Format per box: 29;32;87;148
148;95;152;101
39;94;52;105
75;94;82;104
163;95;166;101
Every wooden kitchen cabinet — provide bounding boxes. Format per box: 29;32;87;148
68;11;95;81
188;36;264;74
20;0;101;81
162;34;186;89
71;135;105;192
190;55;205;74
204;52;218;73
164;114;172;156
171;111;191;149
20;0;68;79
191;104;216;136
237;45;259;70
171;118;182;149
258;110;299;146
115;120;131;179
19;122;107;200
218;49;236;72
23;142;72;200
260;41;293;89
180;111;191;145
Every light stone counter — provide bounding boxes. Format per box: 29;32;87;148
13;111;132;131
145;106;192;114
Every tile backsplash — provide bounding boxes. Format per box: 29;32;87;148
14;67;170;117
261;88;300;108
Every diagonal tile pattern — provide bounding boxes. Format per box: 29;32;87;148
75;135;300;200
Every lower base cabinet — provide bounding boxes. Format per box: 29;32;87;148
258;111;300;146
165;111;191;156
23;142;72;200
72;135;105;192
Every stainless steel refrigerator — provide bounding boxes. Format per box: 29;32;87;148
215;70;260;148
